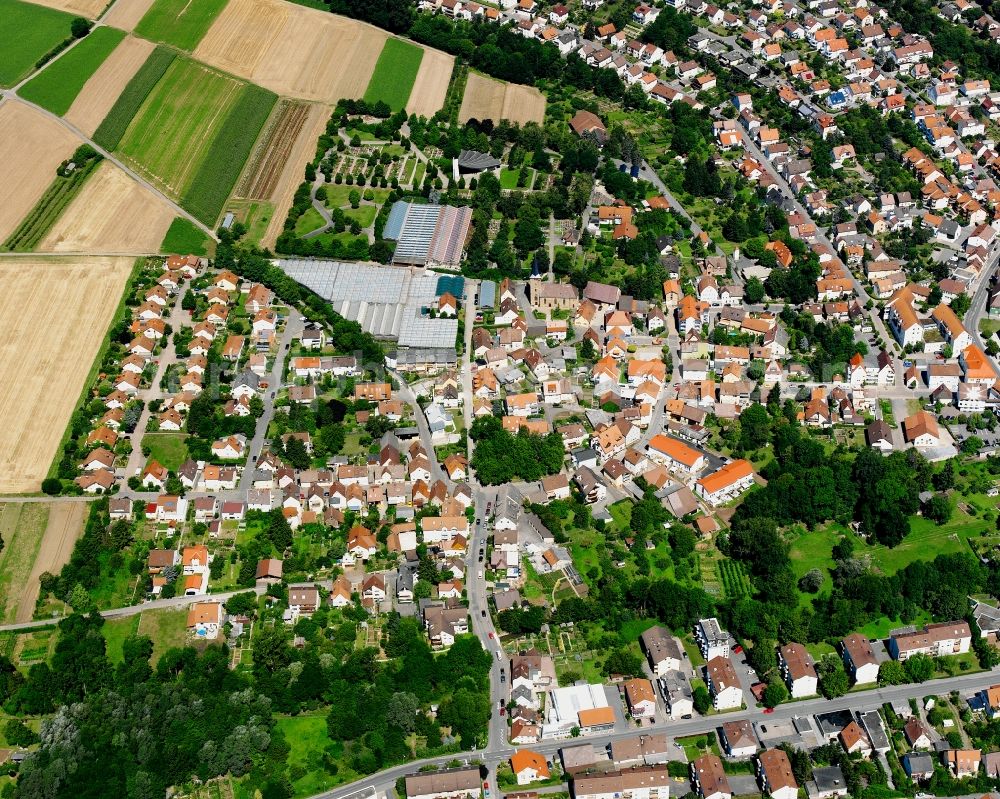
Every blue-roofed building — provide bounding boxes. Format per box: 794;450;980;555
383;201;409;241
827;90;849;110
435;274;465;299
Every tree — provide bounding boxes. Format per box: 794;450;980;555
41;478;62;496
603;649;644;677
70;16;92;37
904;653;934;683
348;190;361;208
745;276;765;304
386;692;421;733
692;685;711;714
284;436;311;469
762;681;787;708
798;569;824;594
817;655;849;698
923;493;953;525
962;435;984;455
878;660;907;685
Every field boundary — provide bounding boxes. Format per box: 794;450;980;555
2;154;102;252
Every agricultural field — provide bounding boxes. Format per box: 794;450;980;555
0;256;134;493
65;35;156;136
102;0;157;31
405;47;454;118
25;0;108;18
193;0;387;102
19;26;126;115
38;160;175;253
114;55;276;224
92;44;175;150
117;57;244;197
2;150;102;252
0;503;49;625
160;216;213;256
230;100;328;248
0;101;80;244
364;39;424;112
0;0;75;87
17;502;87;623
458;71;546;125
134;0;230;50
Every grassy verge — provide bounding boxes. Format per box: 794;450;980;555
363;39;423;112
45;258;143;481
160;216;213;256
134;0;229;51
92;45;175;151
2;155;102;252
19;27;126;115
180;83;277;226
0;0;75;87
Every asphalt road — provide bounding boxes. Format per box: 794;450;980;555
308;668;1000;799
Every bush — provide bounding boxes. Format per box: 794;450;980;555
41;478;62;496
71;17;92;38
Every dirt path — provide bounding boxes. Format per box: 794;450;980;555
15;503;86;624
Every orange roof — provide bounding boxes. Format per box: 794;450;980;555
697;459;753;494
578;707;616;727
648;434;703;467
510;750;549;776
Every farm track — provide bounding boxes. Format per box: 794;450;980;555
235;99;310;200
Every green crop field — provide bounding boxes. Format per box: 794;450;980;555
20;27;126;115
93;46;175;151
117;57;245;200
160;216;212;256
135;0;229;51
363;39;423;112
0;0;76;87
179;82;276;226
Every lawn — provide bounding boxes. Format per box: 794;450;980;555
363;39;423;112
117;57;244;199
295;207;326;237
102;614;141;663
277;714;350;797
325;184;391;208
0;503;50;624
979;319;1000;338
137;607;189;662
608;499;633;533
160;216;213;256
344;205;377;228
19;27;126;115
142;432;189;470
0;0;75;87
135;0;230;51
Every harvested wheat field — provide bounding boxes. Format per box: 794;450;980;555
246;102;328;248
65;35;155;136
101;0;156;30
193;0;387;102
405;47;453;118
458;72;546;125
0;102;81;243
15;502;86;623
0;256;133;493
24;0;108;18
39;161;174;252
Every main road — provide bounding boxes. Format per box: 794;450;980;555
307;668;1000;799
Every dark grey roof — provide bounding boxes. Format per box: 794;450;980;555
456;150;502;171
